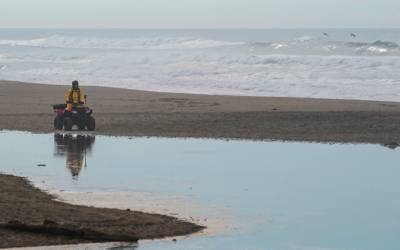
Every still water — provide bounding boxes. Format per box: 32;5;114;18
1;131;400;250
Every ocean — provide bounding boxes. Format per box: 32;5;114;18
0;29;399;101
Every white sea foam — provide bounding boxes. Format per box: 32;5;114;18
294;36;318;43
0;35;241;49
0;29;400;101
2;51;400;69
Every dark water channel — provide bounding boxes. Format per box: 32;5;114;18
1;131;400;250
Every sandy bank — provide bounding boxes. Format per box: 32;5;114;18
0;173;203;248
1;81;400;143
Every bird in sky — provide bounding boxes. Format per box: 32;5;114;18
323;32;329;37
351;33;356;38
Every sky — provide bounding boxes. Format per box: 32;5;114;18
0;0;399;29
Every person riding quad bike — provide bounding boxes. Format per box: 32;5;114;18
53;80;95;131
67;80;84;108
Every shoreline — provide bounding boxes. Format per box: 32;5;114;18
0;173;204;249
3;80;400;105
1;80;400;143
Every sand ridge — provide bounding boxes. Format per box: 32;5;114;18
1;81;400;143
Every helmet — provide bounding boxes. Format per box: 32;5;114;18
72;80;79;86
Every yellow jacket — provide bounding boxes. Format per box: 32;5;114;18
66;87;84;109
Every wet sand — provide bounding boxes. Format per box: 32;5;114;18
1;80;400;143
0;173;203;248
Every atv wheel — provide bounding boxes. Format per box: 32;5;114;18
54;116;63;130
64;117;73;131
87;117;95;131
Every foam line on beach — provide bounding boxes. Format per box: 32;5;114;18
31;182;233;238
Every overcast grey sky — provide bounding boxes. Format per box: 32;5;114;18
0;0;399;28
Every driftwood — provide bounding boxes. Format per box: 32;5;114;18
0;219;138;242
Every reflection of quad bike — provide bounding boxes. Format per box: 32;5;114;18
54;134;95;180
53;95;95;131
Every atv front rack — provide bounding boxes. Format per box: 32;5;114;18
52;104;67;110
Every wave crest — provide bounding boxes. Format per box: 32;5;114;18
1;35;399;56
0;36;241;49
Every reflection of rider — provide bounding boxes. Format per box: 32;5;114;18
66;140;84;179
66;80;84;109
54;134;95;180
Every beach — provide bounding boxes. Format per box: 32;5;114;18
1;81;400;247
1;22;399;250
1;80;400;143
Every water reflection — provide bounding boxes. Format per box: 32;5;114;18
3;131;400;249
54;134;95;180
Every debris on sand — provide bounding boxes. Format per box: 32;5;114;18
0;219;139;242
383;141;399;149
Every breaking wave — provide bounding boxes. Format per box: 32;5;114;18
1;29;400;101
2;51;400;69
240;38;400;56
0;36;241;49
0;35;399;56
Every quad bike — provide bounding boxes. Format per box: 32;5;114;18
53;95;95;131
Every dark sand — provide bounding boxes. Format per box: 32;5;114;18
0;174;203;248
1;80;400;143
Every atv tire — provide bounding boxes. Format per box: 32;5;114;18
87;117;95;131
54;116;63;130
64;117;73;131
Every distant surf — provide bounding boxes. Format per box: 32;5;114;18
0;29;399;101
